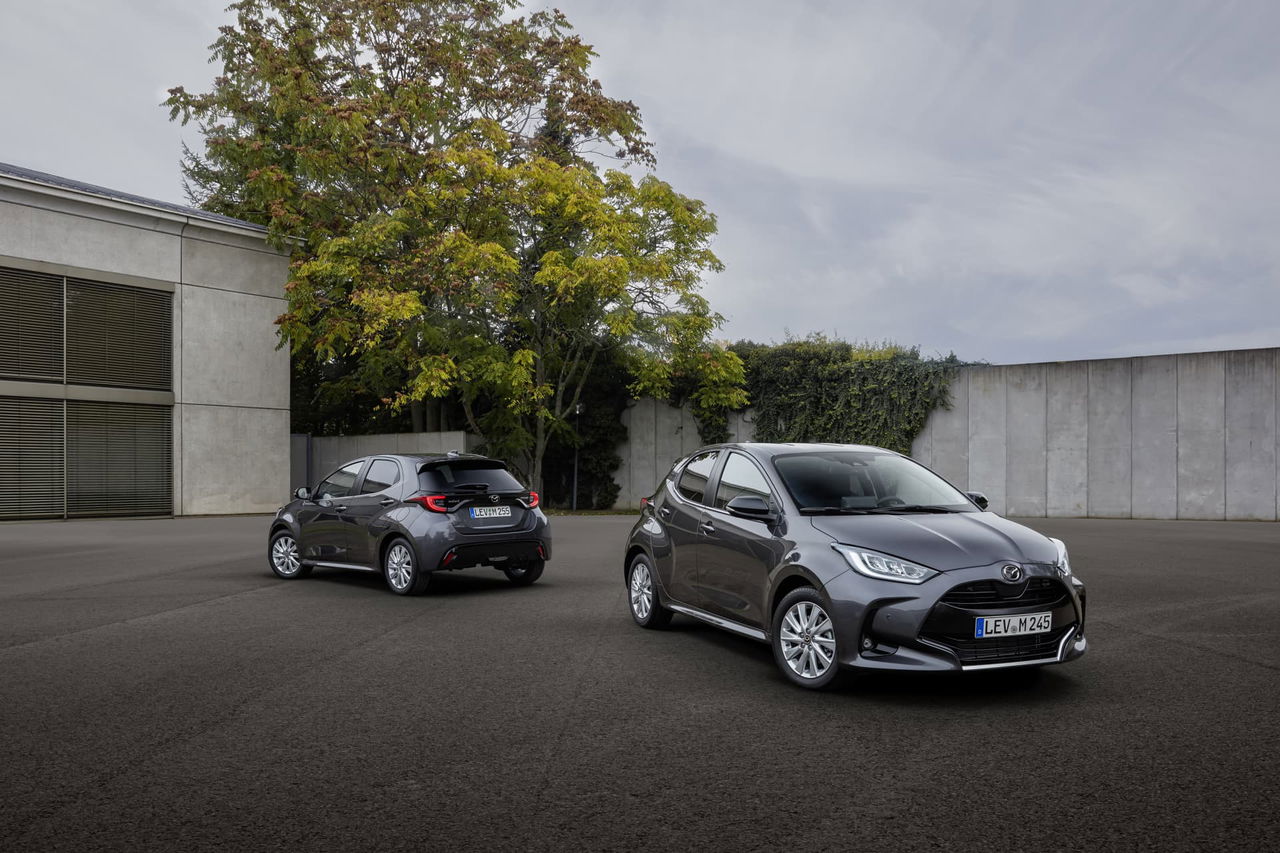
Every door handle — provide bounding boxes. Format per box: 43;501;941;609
334;505;348;513
699;521;715;535
658;506;672;518
379;498;396;507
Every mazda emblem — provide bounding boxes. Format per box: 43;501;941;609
490;494;500;503
1001;564;1023;582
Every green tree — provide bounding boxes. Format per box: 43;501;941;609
733;336;957;454
167;0;745;488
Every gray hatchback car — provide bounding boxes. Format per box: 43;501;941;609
624;443;1087;689
269;452;550;594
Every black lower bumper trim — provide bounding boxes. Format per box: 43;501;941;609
437;540;545;571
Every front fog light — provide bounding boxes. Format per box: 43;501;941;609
832;544;938;584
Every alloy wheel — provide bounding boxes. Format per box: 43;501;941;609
271;535;301;576
630;563;653;620
779;600;836;679
386;543;414;592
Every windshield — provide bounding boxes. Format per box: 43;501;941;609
772;450;974;512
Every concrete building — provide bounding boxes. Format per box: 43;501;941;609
0;162;290;519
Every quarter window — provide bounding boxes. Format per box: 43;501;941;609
714;452;773;509
317;462;363;500
676;451;719;504
360;459;400;494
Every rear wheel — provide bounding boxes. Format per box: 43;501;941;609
503;560;544;586
269;530;312;579
628;555;672;628
384;539;431;595
772;587;842;690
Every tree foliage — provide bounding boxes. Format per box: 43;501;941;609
732;336;957;454
167;0;745;488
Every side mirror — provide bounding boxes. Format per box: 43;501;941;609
966;491;989;510
726;495;776;521
294;486;311;501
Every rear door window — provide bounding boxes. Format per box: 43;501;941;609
359;459;400;494
419;461;525;492
676;451;719;504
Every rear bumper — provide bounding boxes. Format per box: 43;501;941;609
435;539;548;571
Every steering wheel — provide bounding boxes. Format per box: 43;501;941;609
876;496;906;508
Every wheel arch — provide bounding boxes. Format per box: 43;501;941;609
769;568;828;626
624;544;648;582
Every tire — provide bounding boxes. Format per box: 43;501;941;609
627;554;673;629
268;530;312;579
503;560;544;586
771;587;842;690
384;538;431;596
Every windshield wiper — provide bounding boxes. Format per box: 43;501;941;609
798;506;872;515
864;504;962;514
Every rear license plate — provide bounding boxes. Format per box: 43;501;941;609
470;505;512;519
975;612;1052;638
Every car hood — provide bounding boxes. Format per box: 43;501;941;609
808;512;1058;571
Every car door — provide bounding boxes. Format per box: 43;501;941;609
695;451;788;629
656;449;720;606
300;460;365;563
340;457;405;567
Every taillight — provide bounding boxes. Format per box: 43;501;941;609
640;496;651;509
527;491;539;509
408;494;449;513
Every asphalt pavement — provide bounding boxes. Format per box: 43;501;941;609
1;513;1277;851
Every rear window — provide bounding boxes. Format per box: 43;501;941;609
418;461;525;493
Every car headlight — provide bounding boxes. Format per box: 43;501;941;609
832;544;939;584
1049;537;1071;578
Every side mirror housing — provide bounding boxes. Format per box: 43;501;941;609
726;495;776;521
294;486;310;501
966;491;989;511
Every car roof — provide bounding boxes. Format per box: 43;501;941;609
699;442;897;462
341;452;496;466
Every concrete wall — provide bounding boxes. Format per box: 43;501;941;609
0;174;291;515
911;349;1280;520
611;398;754;509
298;431;480;489
175;225;291;514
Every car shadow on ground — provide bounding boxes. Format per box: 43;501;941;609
672;616;1083;707
302;566;540;597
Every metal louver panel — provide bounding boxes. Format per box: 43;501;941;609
0;266;64;381
66;279;172;390
0;397;65;519
66;401;172;517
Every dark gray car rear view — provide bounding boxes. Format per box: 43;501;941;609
623;443;1087;689
269;453;551;594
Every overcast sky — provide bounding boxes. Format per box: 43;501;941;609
2;0;1276;364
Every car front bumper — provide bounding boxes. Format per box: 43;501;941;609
822;561;1088;672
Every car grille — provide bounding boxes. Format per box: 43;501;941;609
941;577;1067;609
922;626;1074;665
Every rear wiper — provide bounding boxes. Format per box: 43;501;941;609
865;505;962;514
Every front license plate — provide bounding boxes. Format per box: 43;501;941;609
975;612;1052;638
470;505;513;519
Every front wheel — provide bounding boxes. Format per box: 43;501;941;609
771;587;842;690
269;530;312;579
384;538;431;595
627;555;672;628
503;560;544;586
